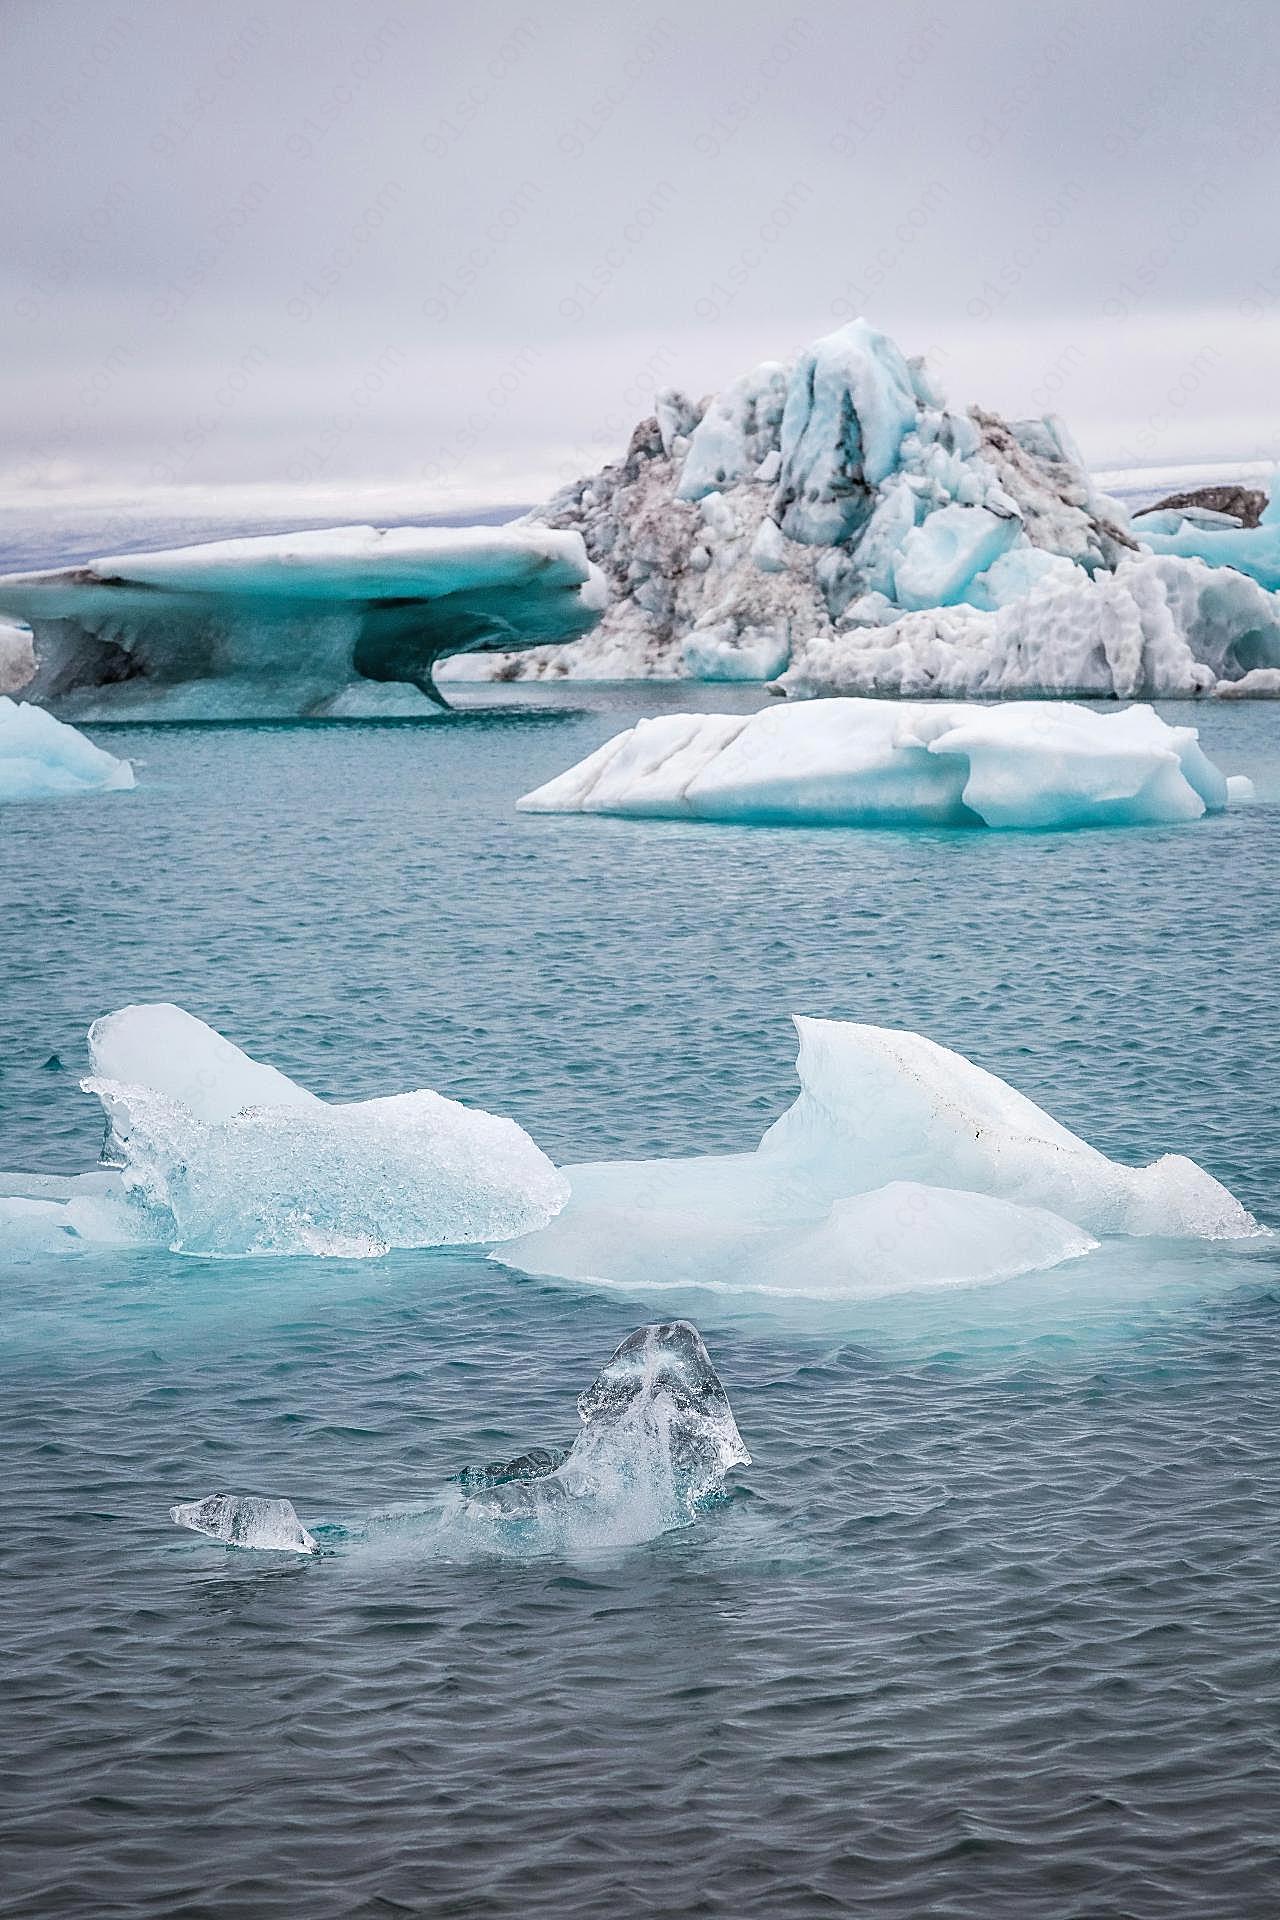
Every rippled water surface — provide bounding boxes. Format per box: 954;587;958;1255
2;688;1279;1917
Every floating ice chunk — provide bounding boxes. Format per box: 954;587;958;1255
498;1018;1257;1301
89;1003;321;1130
452;1321;749;1545
759;1020;1256;1240
85;1076;568;1258
518;699;1235;830
5;1002;567;1258
0;524;606;721
170;1494;318;1554
891;503;1022;610
501;1173;1095;1300
0;697;134;801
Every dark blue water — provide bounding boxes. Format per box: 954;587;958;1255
2;688;1279;1917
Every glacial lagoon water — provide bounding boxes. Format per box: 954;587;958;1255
2;685;1279;1916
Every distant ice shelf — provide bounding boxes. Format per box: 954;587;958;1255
497;1017;1260;1302
517;699;1243;831
0;524;606;721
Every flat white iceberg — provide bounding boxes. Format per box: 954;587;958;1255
2;1002;567;1258
497;1018;1257;1301
0;524;606;721
171;1494;318;1554
518;699;1235;830
0;696;134;800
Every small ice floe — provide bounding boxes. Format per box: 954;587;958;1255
170;1493;318;1555
0;695;134;801
497;1017;1261;1302
518;699;1240;831
445;1320;750;1551
0;1000;568;1259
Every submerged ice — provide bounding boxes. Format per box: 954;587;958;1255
2;1002;567;1258
497;1018;1257;1301
519;699;1236;830
169;1324;747;1560
0;696;134;801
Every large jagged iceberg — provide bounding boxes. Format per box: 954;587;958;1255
0;524;606;721
440;317;1280;696
1;1002;567;1258
0;696;134;800
518;700;1240;830
497;1018;1258;1301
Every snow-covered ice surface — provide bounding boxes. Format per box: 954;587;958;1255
442;316;1280;696
497;1018;1258;1302
1;1003;567;1258
0;696;134;800
518;699;1235;830
0;524;606;721
170;1494;318;1555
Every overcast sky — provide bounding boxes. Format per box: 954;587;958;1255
3;0;1278;515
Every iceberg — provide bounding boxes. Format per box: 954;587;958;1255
170;1494;318;1554
0;524;606;721
438;317;1280;696
1;1002;567;1258
497;1018;1257;1301
0;696;135;800
780;553;1280;700
447;1320;750;1547
518;699;1235;831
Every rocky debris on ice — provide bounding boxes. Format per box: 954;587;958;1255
1136;484;1280;593
0;695;135;801
1135;484;1267;529
170;1493;318;1554
0;524;606;721
0;621;35;693
0;1002;568;1258
166;1322;746;1561
518;699;1237;831
497;1018;1259;1302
